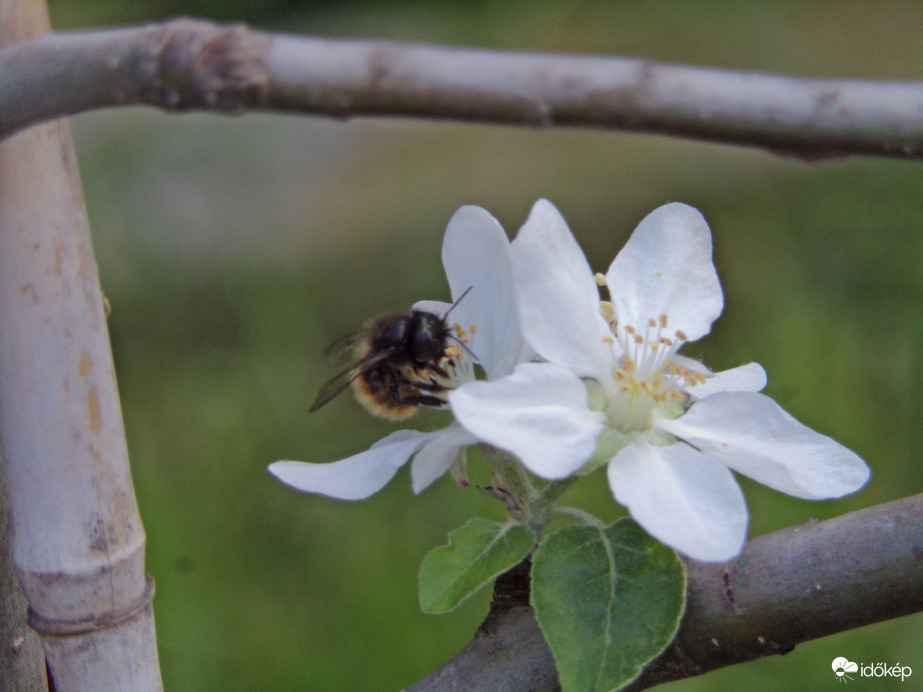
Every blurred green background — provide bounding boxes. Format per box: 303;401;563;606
49;1;923;690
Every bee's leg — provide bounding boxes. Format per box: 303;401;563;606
407;378;450;393
400;393;447;407
389;379;449;408
428;363;451;379
395;368;452;394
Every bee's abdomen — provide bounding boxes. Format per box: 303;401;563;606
351;367;417;420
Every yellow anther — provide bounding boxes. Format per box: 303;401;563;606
594;273;607;286
614;369;626;380
633;334;644;344
660;314;668;328
648;318;657;328
661;337;673;346
603;336;615;344
625;325;636;335
469;324;477;333
676;330;688;341
649;341;660;352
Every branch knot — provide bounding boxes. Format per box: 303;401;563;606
151;18;270;112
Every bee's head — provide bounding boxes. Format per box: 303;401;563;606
408;286;477;365
409;312;450;363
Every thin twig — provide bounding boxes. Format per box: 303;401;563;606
1;18;922;158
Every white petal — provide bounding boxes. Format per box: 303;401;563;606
670;356;767;399
606;203;722;343
449;362;605;479
410;423;477;494
412;299;452;315
607;439;748;562
657;392;870;499
441;205;525;379
268;430;429;500
512;199;615;381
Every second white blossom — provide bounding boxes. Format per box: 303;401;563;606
451;200;870;561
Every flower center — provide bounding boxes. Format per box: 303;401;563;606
602;313;686;428
592;297;698;438
593;274;705;431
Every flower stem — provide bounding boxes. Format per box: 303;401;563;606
550;506;607;529
536;475;580;509
480;445;588;535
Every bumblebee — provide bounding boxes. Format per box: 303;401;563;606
310;289;472;420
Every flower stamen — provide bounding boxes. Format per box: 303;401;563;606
600;301;616;327
602;313;699;430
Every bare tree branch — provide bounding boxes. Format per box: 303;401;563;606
1;18;922;158
409;493;923;691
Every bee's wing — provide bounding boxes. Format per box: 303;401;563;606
309;365;362;412
309;331;366;412
309;349;392;413
322;330;365;359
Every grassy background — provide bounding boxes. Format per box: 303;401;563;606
50;1;923;690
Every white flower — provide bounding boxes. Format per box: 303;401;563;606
450;199;870;561
269;205;529;499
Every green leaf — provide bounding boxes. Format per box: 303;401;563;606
419;518;534;614
531;518;686;692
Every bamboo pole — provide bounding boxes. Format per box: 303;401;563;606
0;1;162;689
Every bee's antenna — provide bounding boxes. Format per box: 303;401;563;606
442;286;473;320
451;334;479;361
441;286;478;361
